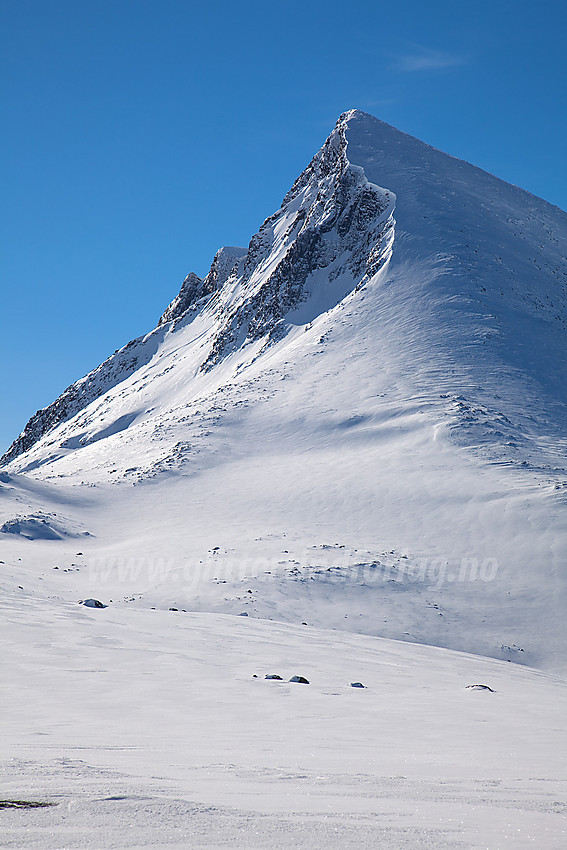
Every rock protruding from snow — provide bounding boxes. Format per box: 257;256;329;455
158;247;247;327
158;272;204;326
205;246;247;297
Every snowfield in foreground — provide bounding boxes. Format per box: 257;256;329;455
2;601;566;849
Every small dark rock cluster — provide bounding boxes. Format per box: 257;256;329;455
261;674;369;687
263;674;310;684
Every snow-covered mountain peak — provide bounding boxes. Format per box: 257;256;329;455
200;117;395;368
2;108;566;484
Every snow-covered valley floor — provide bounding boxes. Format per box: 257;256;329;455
2;598;567;849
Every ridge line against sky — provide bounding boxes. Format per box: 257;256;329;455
1;0;566;452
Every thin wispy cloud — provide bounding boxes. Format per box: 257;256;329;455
391;44;466;73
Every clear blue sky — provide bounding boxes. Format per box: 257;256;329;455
2;0;566;453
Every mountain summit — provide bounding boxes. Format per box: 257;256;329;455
1;110;566;671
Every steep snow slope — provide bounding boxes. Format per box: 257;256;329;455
1;109;566;674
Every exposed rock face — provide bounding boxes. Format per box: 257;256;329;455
205;246;248;297
158;247;247;326
203;116;395;368
1;113;395;466
158;272;204;325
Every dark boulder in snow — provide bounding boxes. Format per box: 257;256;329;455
465;684;495;692
289;675;310;684
350;682;365;688
81;599;107;609
265;674;283;680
